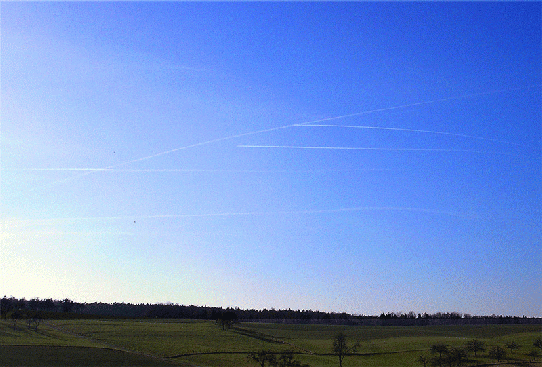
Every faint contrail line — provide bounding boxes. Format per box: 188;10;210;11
295;84;541;125
2;206;478;225
238;145;509;154
294;125;522;146
1;230;136;237
41;84;539;187
41;124;301;187
13;168;395;173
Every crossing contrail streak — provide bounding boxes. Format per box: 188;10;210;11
238;145;509;154
294;125;522;146
41;84;538;187
294;84;541;126
43;124;300;187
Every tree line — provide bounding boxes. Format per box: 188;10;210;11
1;296;540;325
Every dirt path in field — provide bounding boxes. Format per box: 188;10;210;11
43;321;185;366
231;325;316;355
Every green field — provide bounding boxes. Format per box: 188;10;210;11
0;319;540;366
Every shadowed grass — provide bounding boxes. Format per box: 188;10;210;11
1;319;540;367
0;345;176;366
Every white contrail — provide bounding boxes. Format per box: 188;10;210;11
40;84;539;187
32;164;393;189
144;206;478;219
41;124;298;187
238;145;509;154
294;124;522;146
2;206;479;225
14;168;395;173
293;84;541;126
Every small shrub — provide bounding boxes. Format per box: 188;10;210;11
488;345;506;362
527;349;539;362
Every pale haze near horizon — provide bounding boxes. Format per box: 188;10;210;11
1;2;540;316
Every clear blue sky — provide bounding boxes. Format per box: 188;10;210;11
1;2;540;316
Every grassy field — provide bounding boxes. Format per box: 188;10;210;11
0;319;540;366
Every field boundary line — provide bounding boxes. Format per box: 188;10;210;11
167;351;254;358
43;321;182;366
233;325;316;355
317;348;428;357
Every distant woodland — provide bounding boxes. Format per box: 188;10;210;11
2;296;540;326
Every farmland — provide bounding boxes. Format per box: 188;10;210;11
0;319;540;366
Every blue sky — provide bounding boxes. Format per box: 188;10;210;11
1;2;540;316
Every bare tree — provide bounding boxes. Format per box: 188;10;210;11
27;312;42;331
275;351;310;367
446;347;467;367
430;344;449;367
10;310;21;329
465;339;485;357
216;310;237;330
417;355;429;367
505;341;520;354
248;350;310;367
431;344;448;359
248;350;276;367
488;345;506;362
332;332;358;367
